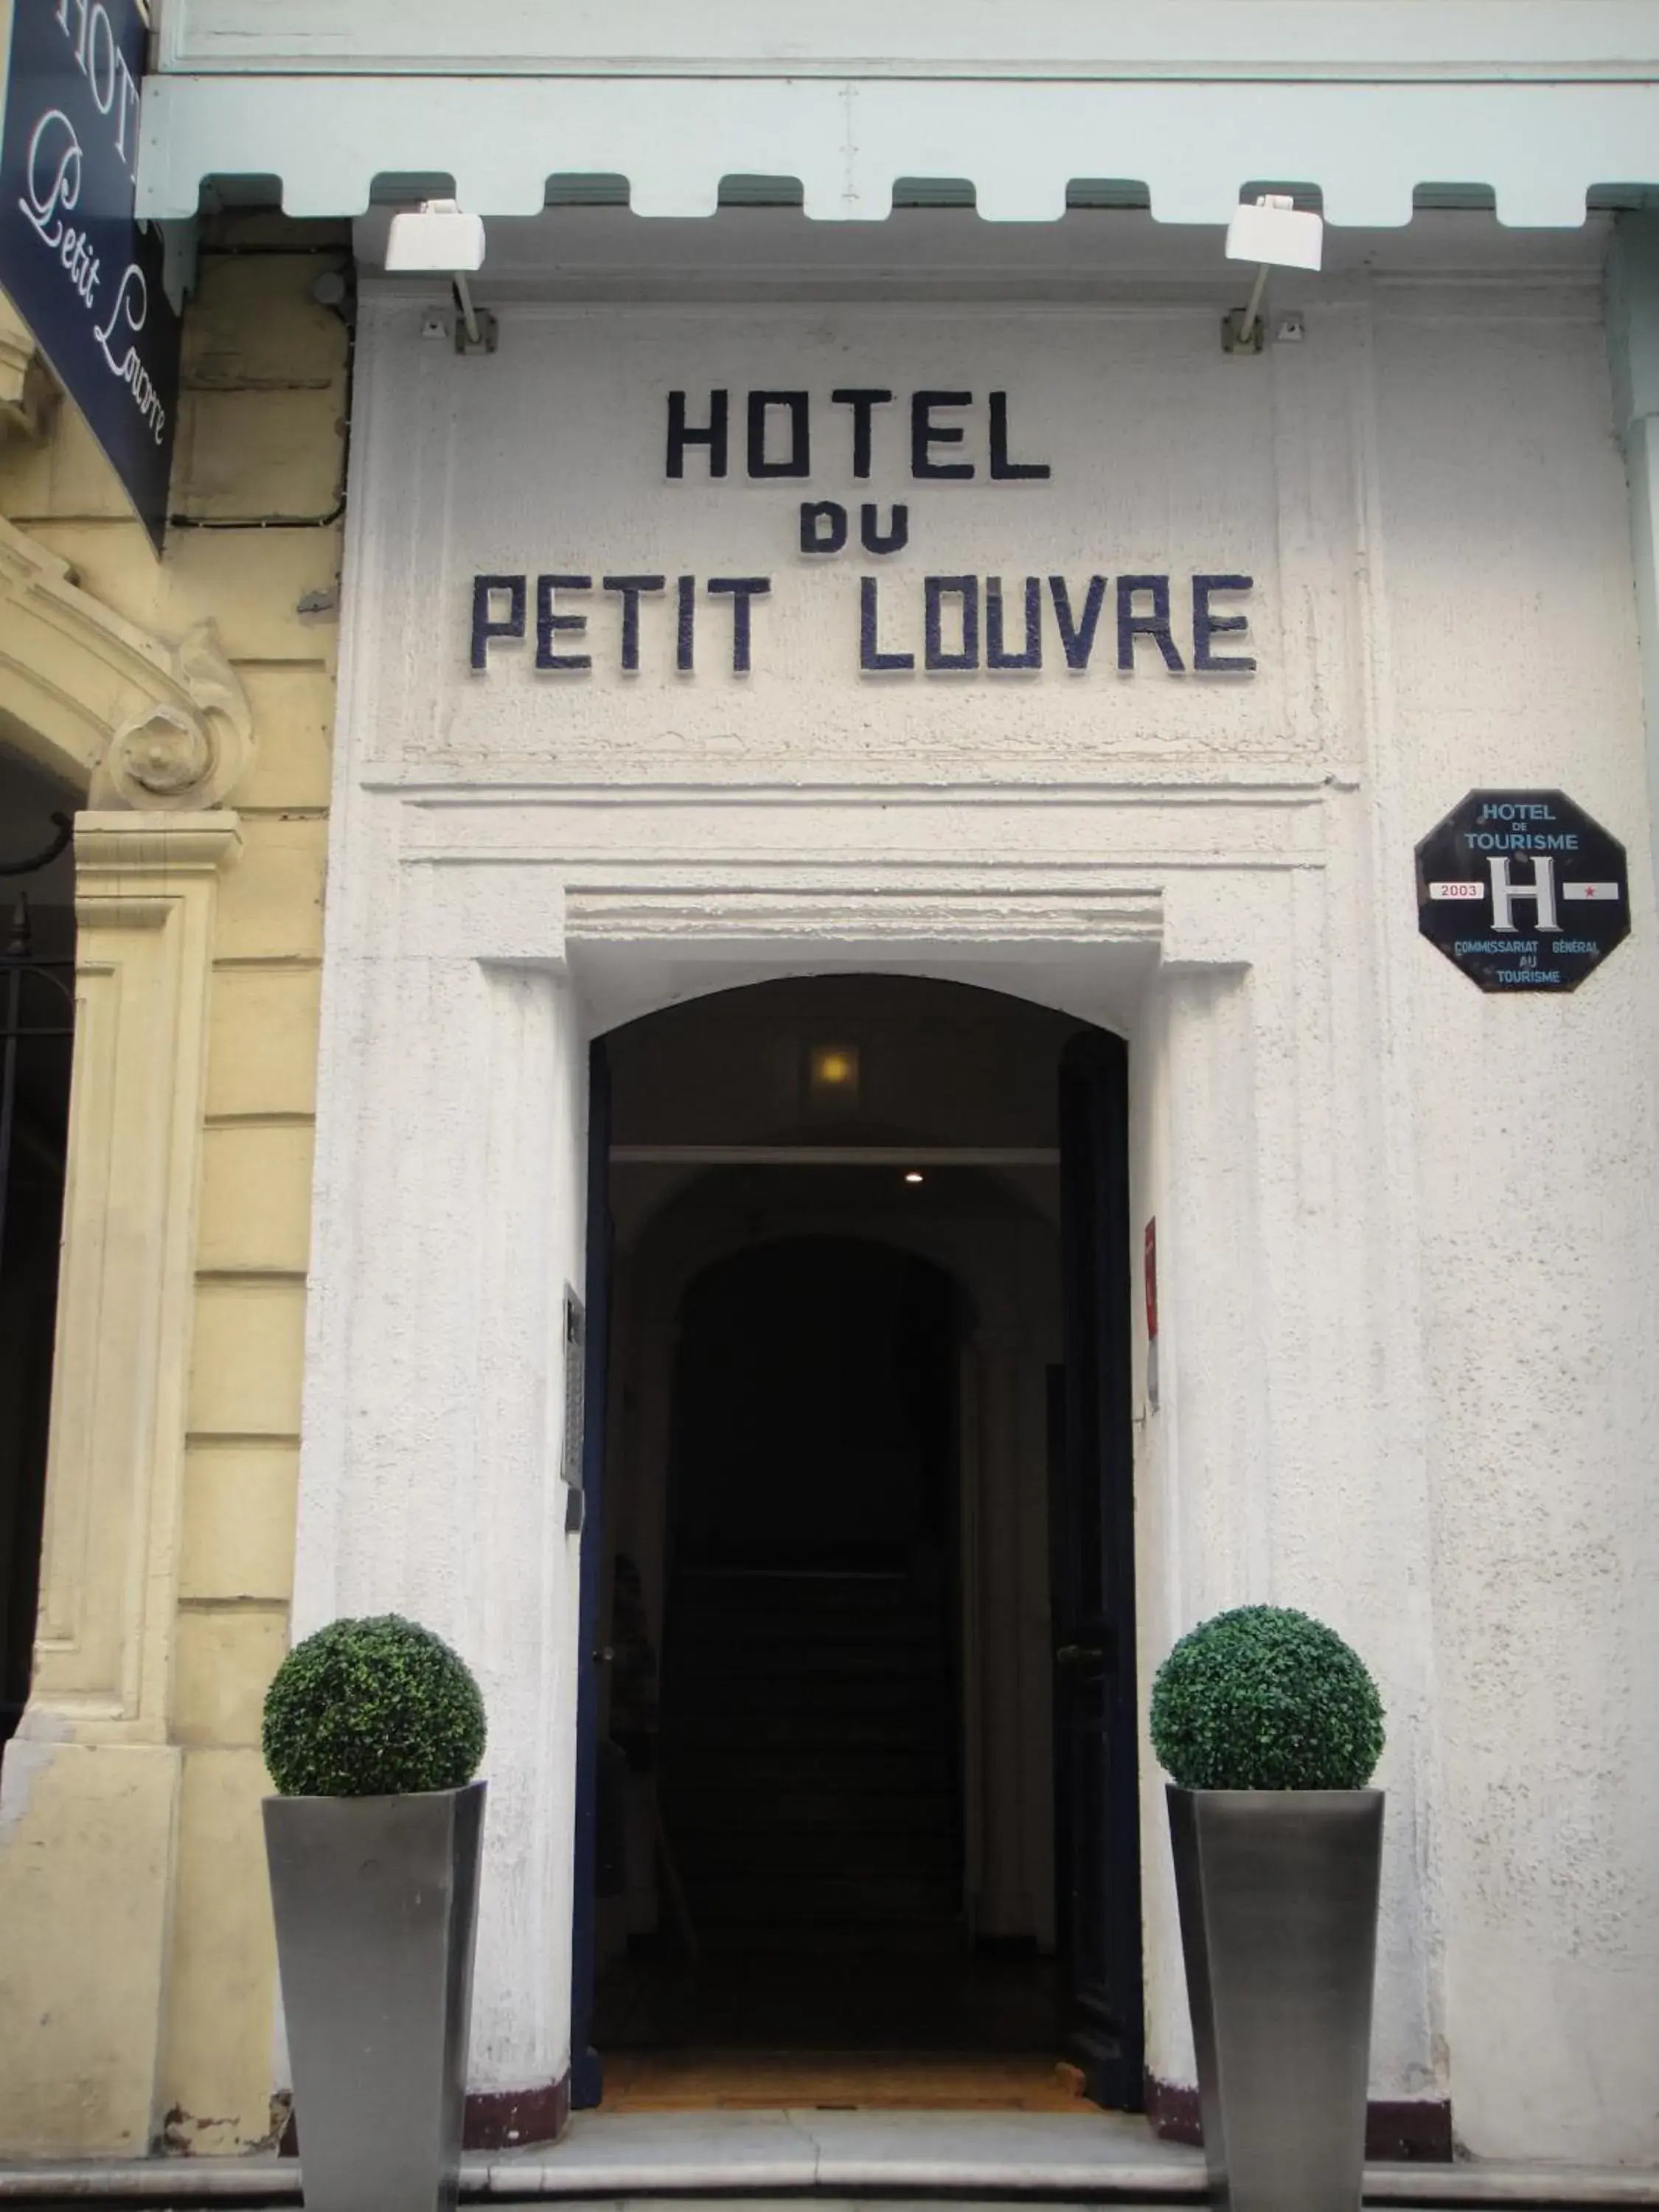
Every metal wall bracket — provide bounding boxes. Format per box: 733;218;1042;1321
455;305;498;356
452;276;498;355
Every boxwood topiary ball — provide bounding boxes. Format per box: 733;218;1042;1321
262;1615;487;1798
1150;1604;1384;1791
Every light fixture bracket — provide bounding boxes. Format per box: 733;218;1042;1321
385;197;486;274
1224;193;1324;274
451;279;498;356
1221;302;1267;356
1222;193;1324;357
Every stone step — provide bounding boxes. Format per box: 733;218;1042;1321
669;1821;961;1870
662;1783;958;1831
659;1556;961;1937
667;1607;944;1645
661;1746;956;1788
665;1653;945;1680
5;2148;1659;2210
672;1872;961;1924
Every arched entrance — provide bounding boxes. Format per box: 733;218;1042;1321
577;974;1139;2112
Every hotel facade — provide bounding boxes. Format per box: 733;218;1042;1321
1;0;1659;2172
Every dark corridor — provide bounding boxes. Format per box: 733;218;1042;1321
580;977;1140;2110
658;1237;962;1950
0;778;75;1755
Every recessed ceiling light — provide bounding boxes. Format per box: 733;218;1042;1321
807;1042;861;1110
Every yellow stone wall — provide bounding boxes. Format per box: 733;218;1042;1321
0;214;345;2155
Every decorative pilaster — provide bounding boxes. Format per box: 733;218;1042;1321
293;945;586;2112
0;813;241;2154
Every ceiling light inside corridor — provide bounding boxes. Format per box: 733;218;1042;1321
808;1043;861;1110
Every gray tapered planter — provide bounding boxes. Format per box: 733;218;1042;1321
1167;1784;1383;2212
265;1781;485;2212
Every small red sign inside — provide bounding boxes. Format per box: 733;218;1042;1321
1144;1219;1158;1340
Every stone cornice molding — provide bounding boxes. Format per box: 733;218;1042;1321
74;813;245;872
0;516;256;807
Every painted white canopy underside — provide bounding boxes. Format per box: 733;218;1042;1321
138;0;1659;226
134;74;1659;226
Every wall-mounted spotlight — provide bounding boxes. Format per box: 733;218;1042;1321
1222;193;1324;355
385;198;495;355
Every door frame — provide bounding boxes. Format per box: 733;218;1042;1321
1053;1027;1144;2109
568;1037;613;2109
568;1005;1142;2109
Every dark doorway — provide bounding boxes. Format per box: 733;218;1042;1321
1051;1029;1141;2110
574;975;1138;2112
0;757;76;1754
659;1238;961;1949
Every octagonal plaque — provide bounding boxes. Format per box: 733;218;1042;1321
1416;789;1630;993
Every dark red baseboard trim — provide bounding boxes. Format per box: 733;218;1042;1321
465;2075;571;2149
1365;2101;1455;2162
1145;2076;1453;2162
279;2074;571;2157
1142;2076;1201;2146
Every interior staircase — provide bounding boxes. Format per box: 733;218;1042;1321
657;1562;960;1951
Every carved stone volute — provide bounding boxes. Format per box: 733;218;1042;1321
90;621;256;812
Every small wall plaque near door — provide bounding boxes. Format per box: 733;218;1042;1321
563;1287;586;1532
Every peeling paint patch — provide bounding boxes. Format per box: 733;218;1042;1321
159;2103;279;2157
267;2091;294;2156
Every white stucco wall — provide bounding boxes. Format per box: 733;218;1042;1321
1374;293;1659;2160
299;211;1659;2157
